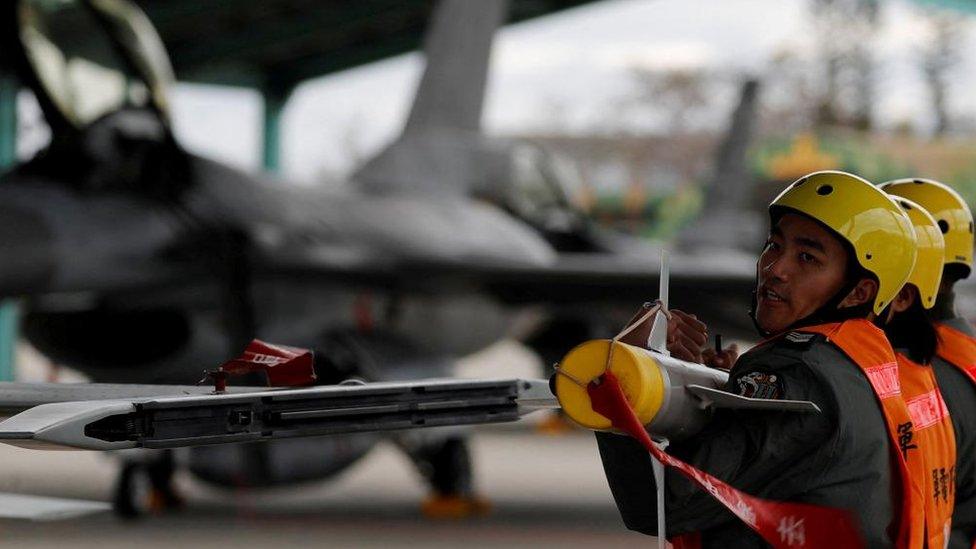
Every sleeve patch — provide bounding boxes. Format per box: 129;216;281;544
784;331;815;346
735;371;784;400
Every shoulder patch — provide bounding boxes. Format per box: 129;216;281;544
785;331;815;344
735;371;784;400
779;332;820;350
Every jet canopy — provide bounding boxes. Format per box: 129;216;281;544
508;141;585;234
16;0;174;129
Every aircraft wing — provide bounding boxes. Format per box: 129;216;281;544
258;246;758;339
259;248;756;305
0;378;555;451
453;251;756;304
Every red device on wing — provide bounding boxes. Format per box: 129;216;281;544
205;339;317;391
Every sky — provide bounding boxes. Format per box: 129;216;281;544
170;0;815;179
20;0;976;181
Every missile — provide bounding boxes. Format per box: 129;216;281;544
556;252;818;440
554;339;820;440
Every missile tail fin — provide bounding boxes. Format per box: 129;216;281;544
685;384;821;413
647;250;670;354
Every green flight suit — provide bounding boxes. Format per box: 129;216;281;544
595;332;895;548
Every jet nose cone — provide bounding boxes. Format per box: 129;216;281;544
0;205;56;296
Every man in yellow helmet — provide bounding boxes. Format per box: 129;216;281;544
882;178;976;549
595;171;921;547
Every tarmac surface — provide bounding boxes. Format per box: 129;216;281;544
0;428;649;548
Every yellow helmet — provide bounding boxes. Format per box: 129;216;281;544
879;178;973;277
889;198;945;309
770;171;917;314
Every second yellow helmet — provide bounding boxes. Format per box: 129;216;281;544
880;178;973;277
889;197;945;309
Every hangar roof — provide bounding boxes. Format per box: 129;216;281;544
134;0;597;94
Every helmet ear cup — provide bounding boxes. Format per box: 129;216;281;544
770;171;917;315
881;178;973;278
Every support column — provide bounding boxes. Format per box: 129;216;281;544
261;88;288;173
0;76;15;167
0;75;18;381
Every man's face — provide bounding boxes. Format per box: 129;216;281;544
755;213;850;334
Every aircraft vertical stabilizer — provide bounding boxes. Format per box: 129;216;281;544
402;0;507;134
678;79;763;251
352;0;509;195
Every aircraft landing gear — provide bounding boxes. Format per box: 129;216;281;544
112;451;183;518
402;435;491;519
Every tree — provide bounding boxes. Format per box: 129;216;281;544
625;66;711;135
920;12;964;137
809;0;881;130
761;48;819;134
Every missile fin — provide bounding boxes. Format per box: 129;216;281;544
647;250;670;354
685;384;821;413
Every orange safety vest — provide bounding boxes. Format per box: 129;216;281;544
935;322;976;386
894;352;956;548
933;322;976;549
797;320;924;549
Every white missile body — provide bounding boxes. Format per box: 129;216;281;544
555;340;820;440
556;252;818;441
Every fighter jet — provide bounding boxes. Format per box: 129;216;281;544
0;0;758;516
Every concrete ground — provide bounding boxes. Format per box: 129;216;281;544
0;429;650;548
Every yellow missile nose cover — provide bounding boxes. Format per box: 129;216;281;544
555;340;666;430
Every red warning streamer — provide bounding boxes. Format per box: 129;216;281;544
588;370;865;549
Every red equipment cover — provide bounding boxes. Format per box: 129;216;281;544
218;339;317;387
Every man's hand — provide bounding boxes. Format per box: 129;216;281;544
667;310;708;363
702;343;739;371
619;305;708;363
